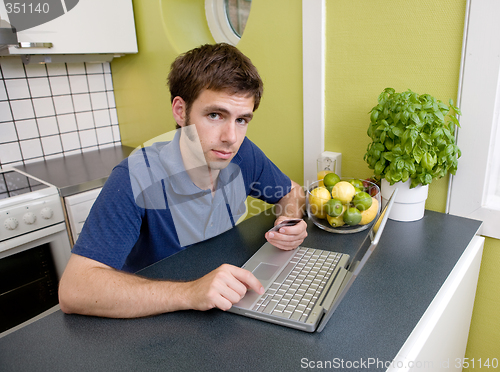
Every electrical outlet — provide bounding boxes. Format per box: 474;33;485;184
318;151;342;177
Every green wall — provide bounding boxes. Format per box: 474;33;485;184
324;0;465;213
112;0;498;363
323;0;499;363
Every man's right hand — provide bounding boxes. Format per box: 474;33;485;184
184;264;264;311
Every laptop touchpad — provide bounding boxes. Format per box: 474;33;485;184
253;263;280;280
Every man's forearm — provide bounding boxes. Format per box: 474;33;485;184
276;180;306;219
59;254;190;318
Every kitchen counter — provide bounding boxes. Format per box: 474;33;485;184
0;210;483;371
15;145;135;197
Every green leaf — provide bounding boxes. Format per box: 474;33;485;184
413;145;424;163
434;109;445;123
380;131;386;144
401;170;410;182
375;160;385;175
392;126;404;137
420;133;432;145
383;152;396;162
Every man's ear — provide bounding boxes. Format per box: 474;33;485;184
172;96;187;127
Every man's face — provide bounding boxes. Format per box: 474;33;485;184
177;89;254;170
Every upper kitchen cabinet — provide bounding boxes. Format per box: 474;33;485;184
0;0;137;55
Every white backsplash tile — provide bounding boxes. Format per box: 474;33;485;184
25;64;47;78
0;81;7;100
46;63;67;76
72;93;92;112
96;126;113;144
85;63;104;74
53;95;74;115
28;77;51;98
0;122;17;143
20;138;43;159
0;57;121;168
15;119;39;140
5;79;30;99
94;109;111;127
57;114;78;133
49;76;71;95
37;116;59;136
79;129;98;147
0;101;13;122
87;74;106;92
69;75;88;94
75;112;94;130
0;142;22;163
32;97;56;117
41;135;63;155
66;63;86;75
61;132;80;152
90;92;108;110
11;99;35;120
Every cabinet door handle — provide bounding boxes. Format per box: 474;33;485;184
16;42;53;49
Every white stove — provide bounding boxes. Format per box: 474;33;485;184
0;168;65;244
0;168;71;336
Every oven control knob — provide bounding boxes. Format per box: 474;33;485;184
4;217;18;230
23;212;37;225
40;207;53;219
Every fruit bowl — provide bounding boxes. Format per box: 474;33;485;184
306;177;381;234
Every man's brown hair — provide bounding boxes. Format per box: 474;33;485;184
167;43;263;118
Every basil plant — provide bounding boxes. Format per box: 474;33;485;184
364;88;462;188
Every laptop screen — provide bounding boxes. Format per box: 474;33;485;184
316;189;397;332
346;189;397;277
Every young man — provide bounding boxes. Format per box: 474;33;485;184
58;43;307;318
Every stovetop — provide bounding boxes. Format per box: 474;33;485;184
0;169;50;200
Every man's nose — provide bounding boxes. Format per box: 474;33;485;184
221;121;237;144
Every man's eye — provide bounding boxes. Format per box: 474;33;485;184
208;113;220;120
236;118;248;125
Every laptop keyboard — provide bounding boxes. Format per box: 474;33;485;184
252;247;342;322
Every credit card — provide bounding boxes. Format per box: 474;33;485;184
268;218;303;232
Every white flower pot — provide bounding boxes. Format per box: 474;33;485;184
381;179;429;222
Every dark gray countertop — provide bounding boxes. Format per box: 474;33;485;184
0;210;482;372
15;145;135;197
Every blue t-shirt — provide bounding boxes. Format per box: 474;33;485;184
72;135;291;273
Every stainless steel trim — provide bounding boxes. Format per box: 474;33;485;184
16;42;53;49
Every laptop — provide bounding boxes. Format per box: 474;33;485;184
228;189;397;332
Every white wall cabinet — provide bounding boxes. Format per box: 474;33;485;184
0;0;137;55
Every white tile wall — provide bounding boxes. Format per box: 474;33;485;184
0;57;121;168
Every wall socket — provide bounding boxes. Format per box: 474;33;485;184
317;151;342;177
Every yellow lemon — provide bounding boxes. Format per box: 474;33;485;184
330;181;356;204
309;186;331;219
360;197;379;225
327;213;345;227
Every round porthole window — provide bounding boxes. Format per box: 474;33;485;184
205;0;252;45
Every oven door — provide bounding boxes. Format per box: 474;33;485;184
0;223;71;335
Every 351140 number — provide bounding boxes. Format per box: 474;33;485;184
5;2;50;14
455;358;499;369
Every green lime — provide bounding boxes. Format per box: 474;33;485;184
343;207;362;226
348;179;365;190
324;198;343;217
352;192;373;211
353;186;363;195
323;173;341;188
